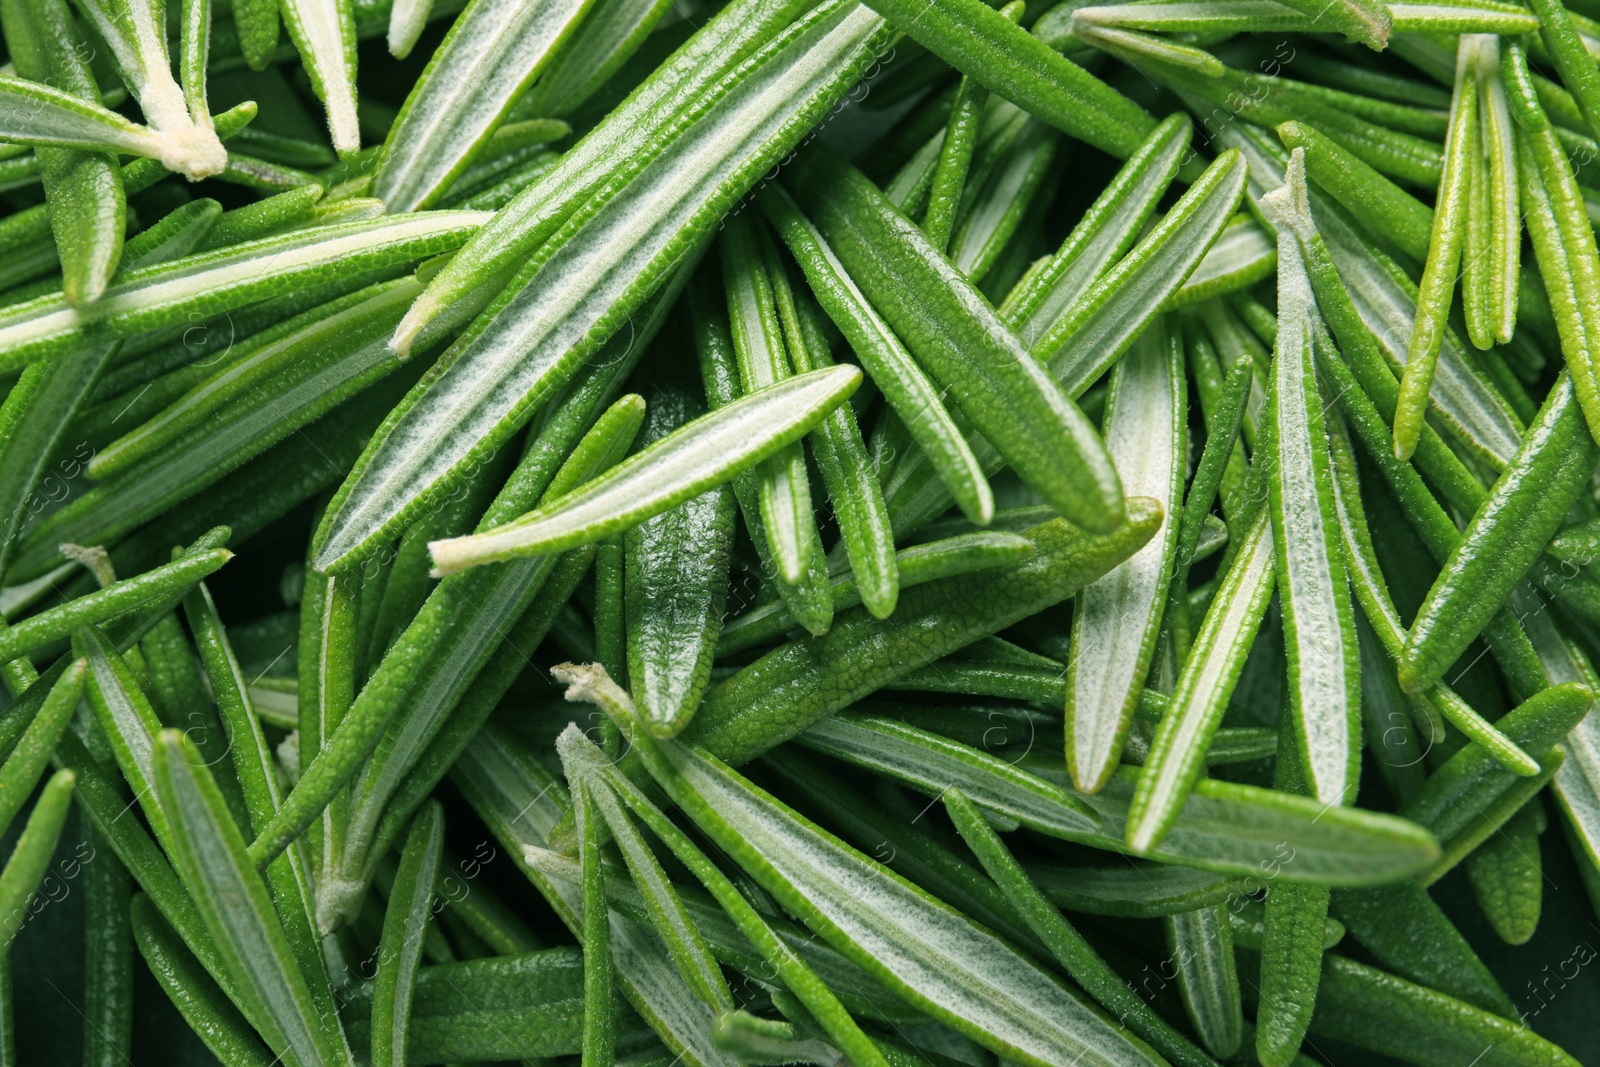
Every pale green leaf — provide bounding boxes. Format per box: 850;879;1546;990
70;0;227;175
1070;0;1536;35
799;715;1099;838
280;0;360;153
153;729;355;1067
0;75;217;176
0;211;483;369
1259;152;1361;808
1066;319;1184;793
387;0;434;57
1003;112;1189;345
374;0;595;210
393;0;815;352
431;365;860;574
522;0;676;117
317;2;888;572
1169;215;1276;308
612;717;1167;1067
807;712;1437;884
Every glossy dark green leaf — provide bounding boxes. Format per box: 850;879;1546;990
1400;377;1599;694
855;0;1156;159
684;509;1161;766
0;0;125;306
624;369;736;738
786;145;1125;535
0;767;73;954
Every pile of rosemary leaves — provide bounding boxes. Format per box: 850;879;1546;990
0;0;1596;1062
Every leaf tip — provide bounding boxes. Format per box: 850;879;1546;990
1259;146;1311;234
1124;803;1166;855
1394;653;1427;695
426;536;469;576
553;661;630;710
389;305;427;359
1125;820;1160;856
155;125;230;181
